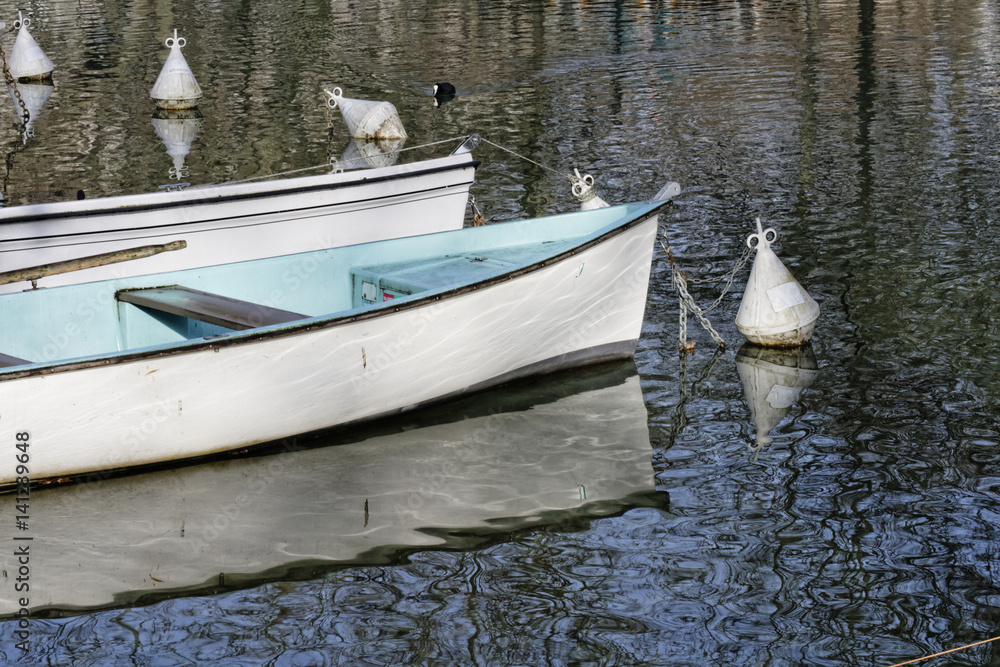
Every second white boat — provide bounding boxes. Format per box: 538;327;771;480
0;135;481;294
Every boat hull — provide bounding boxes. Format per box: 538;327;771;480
0;206;661;486
0;153;477;293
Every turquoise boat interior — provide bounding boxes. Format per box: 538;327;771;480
0;201;662;372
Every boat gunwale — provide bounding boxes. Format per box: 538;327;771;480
1;171;479;246
0;156;480;231
0;200;670;382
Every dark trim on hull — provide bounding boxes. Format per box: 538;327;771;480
0;203;668;382
1;189;471;255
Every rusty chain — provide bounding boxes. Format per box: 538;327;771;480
0;32;31;127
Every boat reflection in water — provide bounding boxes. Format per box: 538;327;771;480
735;342;818;459
0;362;654;617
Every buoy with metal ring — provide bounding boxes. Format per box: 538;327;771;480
570;169;609;211
8;11;54;81
735;218;820;347
150;30;203;110
324;87;407;140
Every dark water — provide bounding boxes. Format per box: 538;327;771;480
3;0;1000;664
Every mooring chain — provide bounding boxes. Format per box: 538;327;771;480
0;28;29;200
472;140;742;347
470;195;487;226
659;228;736;351
419;137;745;351
0;37;30;127
686;242;754;316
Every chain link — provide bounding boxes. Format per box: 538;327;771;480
659;227;751;351
0;37;31;127
0;33;30;202
692;242;754;315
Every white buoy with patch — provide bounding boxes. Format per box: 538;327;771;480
570;169;609;211
324;87;407;140
150;30;203;110
735;218;819;347
8;12;54;81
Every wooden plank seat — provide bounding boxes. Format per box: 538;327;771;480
117;285;307;331
0;352;30;368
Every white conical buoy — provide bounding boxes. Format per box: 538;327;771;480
570;169;609;211
151;110;203;180
736;342;818;455
150;30;203;110
735;218;820;347
8;12;54;81
324;87;407;140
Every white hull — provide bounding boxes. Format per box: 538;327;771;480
0;214;659;485
0;153;477;293
0;370;652;615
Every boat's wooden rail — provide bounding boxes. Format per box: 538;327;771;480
117;286;307;331
0;241;187;287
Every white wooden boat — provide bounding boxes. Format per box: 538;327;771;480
0;365;653;616
0;183;679;487
0;135;480;294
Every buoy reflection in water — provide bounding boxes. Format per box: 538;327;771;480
736;342;818;459
151;109;203;181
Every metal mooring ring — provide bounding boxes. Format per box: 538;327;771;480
326;87;343;110
746;217;777;250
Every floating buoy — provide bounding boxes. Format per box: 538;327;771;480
151;109;203;180
334;137;404;171
150;30;203;110
735;218;820;347
570;169;609;211
8;12;54;81
736;342;818;453
324;87;407;140
6;81;53;141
